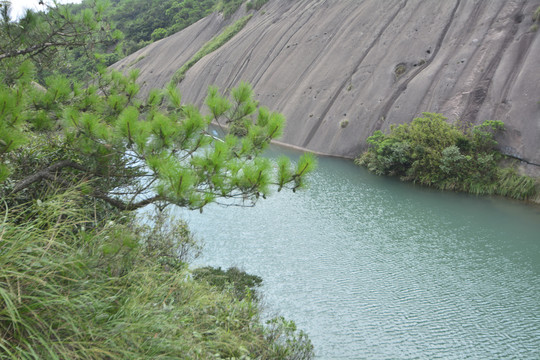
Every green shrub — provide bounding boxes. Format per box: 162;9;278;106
247;0;269;11
356;113;538;200
150;27;168;41
193;266;263;301
439;145;470;180
394;63;407;78
215;0;244;18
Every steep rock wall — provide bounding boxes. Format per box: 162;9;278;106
113;0;540;173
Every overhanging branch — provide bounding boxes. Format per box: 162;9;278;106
93;192;162;211
11;158;163;210
12;159;88;193
0;41;88;61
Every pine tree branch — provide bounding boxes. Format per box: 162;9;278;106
0;41;88;61
93;192;162;211
12;159;163;210
12;160;87;193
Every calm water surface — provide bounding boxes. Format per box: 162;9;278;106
176;148;540;359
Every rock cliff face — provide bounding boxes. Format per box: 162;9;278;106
113;0;540;174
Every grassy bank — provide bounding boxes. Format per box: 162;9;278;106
0;190;313;359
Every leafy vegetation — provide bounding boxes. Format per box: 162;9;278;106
394;63;407;79
215;0;245;18
193;266;263;301
532;5;540;31
246;0;270;11
1;62;314;211
2;0;254;82
356;113;537;200
171;14;252;84
104;0;217;53
0;1;315;358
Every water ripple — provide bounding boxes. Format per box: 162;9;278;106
181;153;540;359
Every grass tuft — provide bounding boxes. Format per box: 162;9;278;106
533;5;540;22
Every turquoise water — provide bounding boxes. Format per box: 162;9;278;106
175;148;540;359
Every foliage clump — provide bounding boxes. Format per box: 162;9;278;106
193;266;263;301
71;0;219;55
394;63;407;79
0;0;122;83
247;0;270;11
1;61;315;211
106;0;249;53
215;0;245;18
3;0;254;81
356;113;537;200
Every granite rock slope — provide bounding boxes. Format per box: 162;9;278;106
113;0;540;173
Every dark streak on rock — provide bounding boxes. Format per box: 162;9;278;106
302;0;409;147
376;0;462;131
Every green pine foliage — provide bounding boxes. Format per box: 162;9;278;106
1;61;315;211
356;113;537;200
0;0;120;84
1;0;254;83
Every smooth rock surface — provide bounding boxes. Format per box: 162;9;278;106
113;0;540;174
